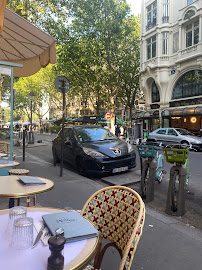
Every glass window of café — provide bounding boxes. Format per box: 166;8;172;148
172;70;202;99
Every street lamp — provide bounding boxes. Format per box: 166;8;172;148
28;91;35;144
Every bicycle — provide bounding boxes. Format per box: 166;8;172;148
137;143;166;201
163;144;189;214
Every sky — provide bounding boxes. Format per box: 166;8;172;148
126;0;142;16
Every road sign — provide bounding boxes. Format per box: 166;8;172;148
54;76;70;93
106;113;111;120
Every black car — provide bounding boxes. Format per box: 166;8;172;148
52;125;136;175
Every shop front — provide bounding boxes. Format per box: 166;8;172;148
134;106;202;135
162;107;202;135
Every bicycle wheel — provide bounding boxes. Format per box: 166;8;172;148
172;170;180;212
141;163;149;199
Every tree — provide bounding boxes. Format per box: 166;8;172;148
7;0;68;38
56;0;140;131
11;65;61;122
117;15;141;125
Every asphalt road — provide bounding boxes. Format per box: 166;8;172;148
18;135;202;231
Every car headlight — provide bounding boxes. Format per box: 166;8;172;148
83;147;105;157
127;143;134;153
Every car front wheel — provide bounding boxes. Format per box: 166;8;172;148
76;156;87;176
180;141;189;148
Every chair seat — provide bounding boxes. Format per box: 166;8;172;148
8;169;30;175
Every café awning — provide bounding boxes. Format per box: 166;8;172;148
0;7;56;77
0;1;57;160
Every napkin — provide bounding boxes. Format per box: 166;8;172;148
34;221;51;246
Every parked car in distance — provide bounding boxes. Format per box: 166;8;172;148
148;128;202;151
52;125;136;175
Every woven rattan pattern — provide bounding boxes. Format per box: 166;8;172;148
81;186;145;270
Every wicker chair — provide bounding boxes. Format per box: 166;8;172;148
0;141;10;154
81;186;145;270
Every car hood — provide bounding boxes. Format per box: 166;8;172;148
81;139;129;157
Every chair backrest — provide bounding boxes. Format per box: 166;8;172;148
81;186;145;270
0;142;10;153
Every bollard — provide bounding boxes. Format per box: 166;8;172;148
142;159;157;202
166;165;187;216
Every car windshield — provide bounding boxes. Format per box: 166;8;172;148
75;127;117;142
176;128;194;136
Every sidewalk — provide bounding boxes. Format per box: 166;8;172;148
2;140;202;270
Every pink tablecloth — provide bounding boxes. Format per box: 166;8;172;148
0;212;87;270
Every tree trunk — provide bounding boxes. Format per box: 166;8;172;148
110;96;116;134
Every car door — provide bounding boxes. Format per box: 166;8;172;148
63;128;76;164
153;128;167;143
166;128;180;144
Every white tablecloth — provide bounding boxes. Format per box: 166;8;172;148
0;212;87;270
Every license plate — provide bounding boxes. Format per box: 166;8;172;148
112;166;128;173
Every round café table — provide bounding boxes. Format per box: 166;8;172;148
0;207;99;270
0;153;7;158
0;160;20;177
0;175;54;198
0;175;54;208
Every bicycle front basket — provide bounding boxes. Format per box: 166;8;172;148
137;145;158;159
163;148;189;164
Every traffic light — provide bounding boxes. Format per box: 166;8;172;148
135;100;139;106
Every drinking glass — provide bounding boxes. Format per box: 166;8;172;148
7;206;27;240
11;217;33;249
2;156;9;164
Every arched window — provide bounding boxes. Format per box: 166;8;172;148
184;9;195;20
172;70;202;99
152;82;160;102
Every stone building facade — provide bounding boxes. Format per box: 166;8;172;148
139;0;202;133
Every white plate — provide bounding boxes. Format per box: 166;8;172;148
112;166;128;173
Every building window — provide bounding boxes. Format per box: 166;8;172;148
184;9;195;20
147;35;156;59
172;70;202;99
187;0;197;5
186;20;199;47
152;82;160;102
173;31;179;53
162;0;169;23
162;32;168;55
146;1;157;30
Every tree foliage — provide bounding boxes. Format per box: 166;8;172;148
6;0;141;127
56;0;140;127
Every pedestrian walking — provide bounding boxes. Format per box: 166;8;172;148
115;125;120;137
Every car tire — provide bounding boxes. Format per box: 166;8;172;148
180;141;189;147
76;156;87;176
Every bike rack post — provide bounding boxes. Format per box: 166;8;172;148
166;165;187;216
144;159;157;202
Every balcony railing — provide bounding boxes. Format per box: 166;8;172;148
181;44;198;55
146;20;157;31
